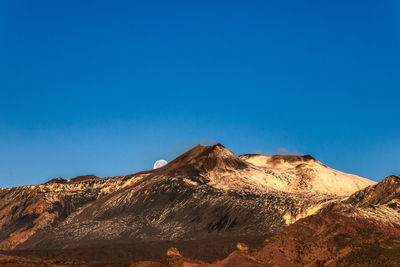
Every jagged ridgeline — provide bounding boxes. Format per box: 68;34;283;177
1;143;390;265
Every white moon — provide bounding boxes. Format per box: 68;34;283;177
153;159;168;169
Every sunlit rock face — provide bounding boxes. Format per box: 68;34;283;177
0;143;377;264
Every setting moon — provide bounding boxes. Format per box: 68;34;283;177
153;159;168;169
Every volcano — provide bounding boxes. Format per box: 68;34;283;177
1;143;394;266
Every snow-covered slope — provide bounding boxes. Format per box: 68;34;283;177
240;154;375;196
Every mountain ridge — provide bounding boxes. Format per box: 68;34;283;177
0;143;385;265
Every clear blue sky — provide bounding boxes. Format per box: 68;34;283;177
0;0;399;187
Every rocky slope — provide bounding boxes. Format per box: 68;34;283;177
0;143;378;264
126;175;400;266
244;175;400;266
320;175;400;224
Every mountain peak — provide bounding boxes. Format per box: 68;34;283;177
155;143;249;177
192;142;228;153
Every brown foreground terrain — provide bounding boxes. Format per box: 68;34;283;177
2;211;400;266
0;235;266;265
